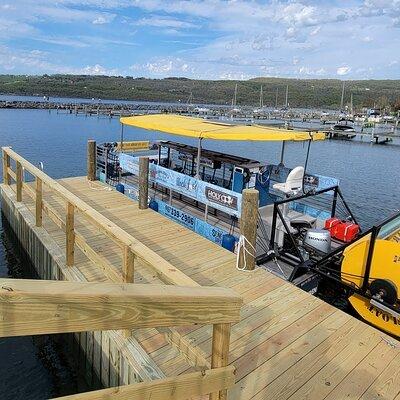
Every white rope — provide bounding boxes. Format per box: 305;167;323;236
87;180;112;191
236;235;256;272
266;249;288;279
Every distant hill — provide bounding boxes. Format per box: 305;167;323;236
1;74;399;110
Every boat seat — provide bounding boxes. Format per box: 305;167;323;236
290;218;315;231
273;166;304;197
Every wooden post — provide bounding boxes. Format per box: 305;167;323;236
238;189;259;270
87;139;96;181
210;323;231;400
66;202;75;266
139;157;149;210
122;245;135;338
35;177;43;227
16;161;23;202
122;245;135;283
2;149;10;185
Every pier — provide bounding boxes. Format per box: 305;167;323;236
1;145;400;399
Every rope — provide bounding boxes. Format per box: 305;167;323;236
236;235;256;272
87;180;112;191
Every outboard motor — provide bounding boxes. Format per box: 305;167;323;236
303;229;331;254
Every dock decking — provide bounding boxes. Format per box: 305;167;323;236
2;175;400;399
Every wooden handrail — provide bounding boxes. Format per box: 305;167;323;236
0;279;242;337
53;366;236;400
2;147;198;287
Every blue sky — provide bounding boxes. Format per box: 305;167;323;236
0;0;399;79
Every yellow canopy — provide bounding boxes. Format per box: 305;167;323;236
120;114;325;142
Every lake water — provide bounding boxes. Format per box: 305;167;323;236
0;105;399;397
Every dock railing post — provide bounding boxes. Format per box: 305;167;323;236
210;323;231;400
139;157;149;210
87;139;97;181
16;161;23;202
35;177;43;227
2;149;10;185
66;202;75;266
122;245;135;338
238;189;259;270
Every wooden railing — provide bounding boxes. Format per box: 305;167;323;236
0;278;242;400
1;147;242;398
2;146;197;287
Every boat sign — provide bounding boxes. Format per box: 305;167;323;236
119;153;242;217
116;141;150;152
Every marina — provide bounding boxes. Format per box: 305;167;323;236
2;96;399;146
1;142;400;399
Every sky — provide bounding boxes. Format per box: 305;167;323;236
0;0;399;80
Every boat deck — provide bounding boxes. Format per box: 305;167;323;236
3;175;400;399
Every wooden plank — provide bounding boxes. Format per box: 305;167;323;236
210;323;231;400
2;150;10;184
109;330;165;381
7;167;16;182
101;331;110;387
66;202;75;266
87;140;96;181
16;161;23;201
235;312;355;400
122;246;134;283
109;336;120;388
362;353;400;400
138;157;149;210
0;279;242;337
52;366;236;400
285;326;383;400
323;339;398;400
238;189;258;270
35;177;42;227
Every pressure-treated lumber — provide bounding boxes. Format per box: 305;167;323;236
2;146;197;287
66;202;75;266
239;189;259;270
2;149;10;185
16;161;23;202
122;245;135;283
0;279;242;337
138;157;149;210
35;177;43;227
87;139;96;181
210;323;231;400
53;366;236;400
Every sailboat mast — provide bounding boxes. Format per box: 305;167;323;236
285;85;289;108
260;86;263;108
233;83;238;107
340;81;345;111
275;87;278;108
350;93;353;114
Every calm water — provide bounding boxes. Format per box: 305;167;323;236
0;106;399;397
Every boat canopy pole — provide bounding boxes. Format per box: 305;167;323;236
196;137;203;179
304;139;312;172
119;123;124;152
279;141;286;165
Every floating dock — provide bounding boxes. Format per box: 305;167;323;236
1;147;400;399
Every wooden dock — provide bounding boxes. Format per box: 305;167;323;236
1;149;400;399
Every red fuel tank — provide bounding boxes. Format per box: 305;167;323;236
334;221;360;242
324;217;341;235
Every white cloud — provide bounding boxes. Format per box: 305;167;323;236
310;26;321;36
92;15;115;25
337;66;351;76
136;16;197;29
81;64;119;75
